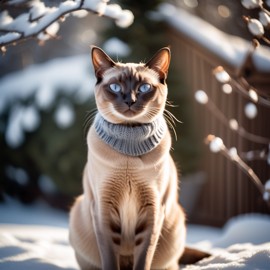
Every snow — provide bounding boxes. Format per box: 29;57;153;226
248;89;259;102
228;147;238;160
229;119;239;130
30;1;48;21
264;180;270;201
244;102;258;119
184;243;270;269
259;11;270;27
241;0;262;9
54;102;75;129
72;10;88;18
38;21;60;41
158;3;270;71
115;10;134;28
183;214;270;269
21;105;41;132
0;198;269;269
0;196;69;228
0;54;94;147
0;11;13;25
35;84;56;110
59;0;78;10
3;103;40;148
0;32;21;44
0;225;78;270
194;90;208;104
213;67;231;84
209;137;224;153
95;1;107;15
5;166;29;186
222;84;233;94
103;37;131;57
5;104;26;148
0;0;134;45
38;175;57;194
248;19;264;37
211;214;270;248
0;54;92;109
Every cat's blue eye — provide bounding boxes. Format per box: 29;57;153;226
139;83;151;93
109;83;121;93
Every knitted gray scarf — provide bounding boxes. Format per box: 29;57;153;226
94;113;167;156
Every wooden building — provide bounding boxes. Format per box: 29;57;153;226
160;5;270;226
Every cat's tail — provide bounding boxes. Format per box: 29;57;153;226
179;246;211;265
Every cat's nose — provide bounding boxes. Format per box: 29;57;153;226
123;93;136;107
124;100;136;107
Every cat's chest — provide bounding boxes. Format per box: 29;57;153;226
102;169;158;255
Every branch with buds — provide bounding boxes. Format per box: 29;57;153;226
0;0;134;50
195;88;270;145
240;145;270;162
241;0;270;45
205;135;270;208
195;55;270;208
213;65;270;108
195;64;270;145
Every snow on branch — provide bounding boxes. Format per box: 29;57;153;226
205;135;270;208
194;88;270;145
241;0;270;45
194;38;270;208
0;0;134;49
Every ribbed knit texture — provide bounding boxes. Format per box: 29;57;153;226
94;113;167;156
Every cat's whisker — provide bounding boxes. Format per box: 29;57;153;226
98;107;117;120
85;109;97;122
84;108;98;135
163;110;179;141
145;108;161;122
164;109;181;124
166;100;178;108
163;114;174;128
101;109;113;118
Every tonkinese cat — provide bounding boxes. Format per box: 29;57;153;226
69;46;209;270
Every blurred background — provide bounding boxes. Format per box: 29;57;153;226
0;0;270;227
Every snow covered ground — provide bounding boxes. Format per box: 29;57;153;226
0;197;269;269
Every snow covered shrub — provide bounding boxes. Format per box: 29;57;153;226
0;92;96;208
0;55;96;209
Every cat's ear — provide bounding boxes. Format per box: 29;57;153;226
91;46;116;82
145;47;171;84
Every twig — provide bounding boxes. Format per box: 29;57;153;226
0;0;133;48
205;135;270;209
196;91;270;144
230;78;270;108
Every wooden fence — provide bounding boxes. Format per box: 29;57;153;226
162;7;270;226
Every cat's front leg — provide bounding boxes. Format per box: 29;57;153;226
90;202;120;270
133;205;165;270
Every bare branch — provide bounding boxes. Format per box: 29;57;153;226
194;90;270;145
205;134;270;209
213;66;270;108
240;148;268;161
0;0;134;48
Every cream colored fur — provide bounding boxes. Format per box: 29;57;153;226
69;47;186;270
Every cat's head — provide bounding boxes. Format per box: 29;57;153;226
91;46;171;124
